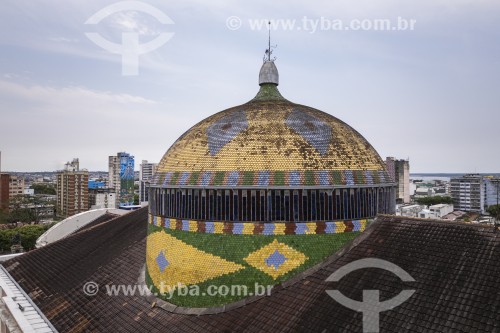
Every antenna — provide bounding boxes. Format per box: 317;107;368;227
263;21;277;62
268;21;271;61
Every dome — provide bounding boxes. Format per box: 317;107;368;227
146;59;395;310
156;63;390;188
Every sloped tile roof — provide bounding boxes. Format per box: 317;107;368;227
3;209;500;332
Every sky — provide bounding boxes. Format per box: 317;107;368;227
0;0;499;173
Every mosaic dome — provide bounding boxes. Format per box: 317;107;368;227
146;59;395;310
155;76;389;187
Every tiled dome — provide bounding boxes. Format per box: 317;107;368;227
146;60;395;309
154;64;391;188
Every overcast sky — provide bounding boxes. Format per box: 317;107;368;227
0;0;499;173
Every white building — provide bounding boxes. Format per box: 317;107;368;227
450;174;484;214
139;160;157;204
23;187;35;196
396;204;425;217
94;192;116;209
420;204;454;219
429;204;454;217
415;187;435;197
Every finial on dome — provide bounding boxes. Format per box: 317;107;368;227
263;21;276;62
259;21;279;86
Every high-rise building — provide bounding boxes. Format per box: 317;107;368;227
386;157;410;203
484;177;500;208
450;174;484;213
109;152;135;207
8;175;25;198
0;174;9;211
56;158;89;218
139;160;157;204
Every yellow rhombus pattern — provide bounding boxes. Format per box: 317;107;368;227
146;231;244;291
244;239;308;279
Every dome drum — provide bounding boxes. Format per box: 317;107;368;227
149;186;395;223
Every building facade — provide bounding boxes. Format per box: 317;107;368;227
450;174;484;214
0;174;9;211
8;175;25;198
484;177;500;208
139;160;157;204
109;152;135;207
89;189;116;210
386;157;410;203
56;159;89;218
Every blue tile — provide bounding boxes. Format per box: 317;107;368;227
289;171;301;186
318;170;330;186
181;220;189;231
233;223;244;234
263;223;275;235
205;222;215;233
364;171;373;185
325;222;336;234
156;251;170;273
227;171;240;186
352;220;361;231
285;108;332;156
265;250;288;270
295;223;308;235
344;170;355;186
162;172;173;186
207;110;248;156
201;172;213;186
178;172;190;185
258;171;270;186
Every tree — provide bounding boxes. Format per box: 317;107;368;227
0;223;55;252
487;205;500;220
8;195;49;224
415;196;453;206
31;184;56;195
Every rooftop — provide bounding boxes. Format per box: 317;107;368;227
2;209;500;332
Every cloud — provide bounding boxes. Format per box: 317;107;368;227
0;80;189;171
110;11;161;36
48;37;79;43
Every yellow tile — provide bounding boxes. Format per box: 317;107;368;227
242;223;255;235
214;222;224;234
274;223;286;235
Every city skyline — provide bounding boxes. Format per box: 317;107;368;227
1;0;499;173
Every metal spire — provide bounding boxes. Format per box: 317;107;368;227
268;21;271;61
264;21;276;62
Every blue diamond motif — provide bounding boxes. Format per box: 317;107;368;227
265;250;288;270
156;251;170;273
206;110;248;156
286;108;332;156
